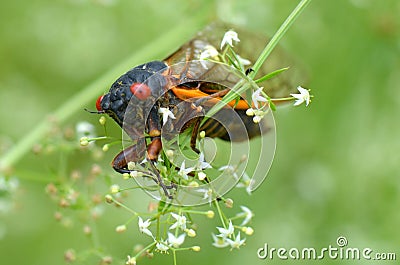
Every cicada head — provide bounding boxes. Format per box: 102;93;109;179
96;61;168;128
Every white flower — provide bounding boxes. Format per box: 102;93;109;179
237;55;251;66
126;255;136;265
290;86;310;106
168;233;186;248
138;217;153;238
110;184;120;194
236;172;255;195
218;165;238;180
216;220;234;238
178;161;194;180
238;206;254;226
226;232;246;249
169;213;187;230
200;45;219;59
252;87;268;109
200;45;219;60
196;188;213;204
76;121;95;139
156;240;169;252
212;233;229;248
196;152;212;170
159;107;176;125
246;179;255;194
220;30;240;49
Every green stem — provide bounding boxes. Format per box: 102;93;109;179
249;0;312;79
213;200;226;228
173;250;177;265
0;19;206;173
135;241;156;260
111;197;139;216
271;96;295;102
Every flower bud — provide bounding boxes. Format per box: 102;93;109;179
166;149;174;157
127;161;136;170
186;228;196;237
192;246;201;252
102;144;109;152
64;249;76;262
115;225;127;233
244;226;254;235
225;198;234;208
99;116;106;125
110;184;120;194
105;194;113;203
206;210;215;219
83;225;92;235
80;137;89;146
246;108;255;116
253;115;262;123
188;181;199;187
198;172;207;181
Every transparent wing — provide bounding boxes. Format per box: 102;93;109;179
164;21;306;98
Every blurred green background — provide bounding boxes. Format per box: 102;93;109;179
0;0;399;264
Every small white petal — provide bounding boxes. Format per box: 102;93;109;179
220;30;240;49
226;232;246;249
252;88;268;109
178;161;194;180
238;206;254;226
168;233;186;248
290;86;310;106
159;107;176;125
200;45;219;60
216;220;234;238
212;233;229;248
138;217;153;238
126;255;136;265
76;121;95;137
156;240;169;252
169;213;187;230
197;152;212;170
237;55;251;66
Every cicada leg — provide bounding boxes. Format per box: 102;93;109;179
146;107;177;199
189;116;201;154
111;143;157;182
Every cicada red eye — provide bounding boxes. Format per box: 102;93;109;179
96;95;104;111
130;83;151;100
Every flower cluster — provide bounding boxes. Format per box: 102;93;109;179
198;29;312;126
102;188;256;264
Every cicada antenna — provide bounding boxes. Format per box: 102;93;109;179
84;108;105;114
